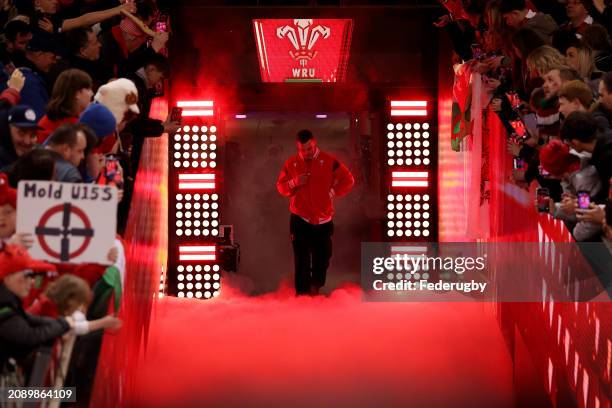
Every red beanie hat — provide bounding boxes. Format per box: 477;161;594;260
539;140;580;176
0;173;16;209
0;244;56;280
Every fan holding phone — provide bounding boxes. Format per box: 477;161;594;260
538;140;603;241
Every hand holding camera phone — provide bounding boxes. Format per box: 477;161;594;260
96;155;124;191
538;165;550;178
513;157;524;170
170;107;183;124
536;187;551;213
577;191;590;210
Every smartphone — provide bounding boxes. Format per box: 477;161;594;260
577;191;590;209
509;120;527;139
97;156;124;190
170;107;183;124
505;91;523;110
538;165;550;178
471;43;484;60
513;157;524;170
156;14;168;32
536;188;550;213
522;113;538;137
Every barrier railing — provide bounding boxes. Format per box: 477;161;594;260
448;68;612;407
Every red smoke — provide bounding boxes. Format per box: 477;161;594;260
129;282;513;408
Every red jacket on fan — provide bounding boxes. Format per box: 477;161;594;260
276;148;354;224
37;115;78;144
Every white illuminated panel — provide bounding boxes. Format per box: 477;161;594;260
391;171;428;187
178;245;216;261
177;101;214;107
178;173;216;190
176;264;221;299
182;110;214;117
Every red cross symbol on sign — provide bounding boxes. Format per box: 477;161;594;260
35;203;94;262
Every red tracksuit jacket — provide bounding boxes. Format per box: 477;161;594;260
276;149;354;224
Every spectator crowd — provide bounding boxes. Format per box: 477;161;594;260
437;0;612;253
0;0;177;397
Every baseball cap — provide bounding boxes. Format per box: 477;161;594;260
0;243;56;281
8;105;42;129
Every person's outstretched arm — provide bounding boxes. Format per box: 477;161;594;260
61;3;136;32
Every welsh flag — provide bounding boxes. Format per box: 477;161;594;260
451;63;473;152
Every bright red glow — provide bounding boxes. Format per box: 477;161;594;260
390;109;428;117
391;171;429;188
390;101;428;116
253;19;353;83
178;173;216;190
178;245;216;261
177;101;214;108
390;101;427;107
182;109;214;117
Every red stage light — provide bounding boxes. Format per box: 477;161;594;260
177;101;214;107
178;173;216;190
178;245;216;261
182;110;214;117
176;101;215;117
391;171;429;187
390;101;428;117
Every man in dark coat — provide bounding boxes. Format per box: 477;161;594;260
0;243;72;368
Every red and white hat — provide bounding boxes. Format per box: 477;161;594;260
0;173;16;209
0;243;56;280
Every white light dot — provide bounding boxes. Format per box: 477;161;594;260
387;123;394;131
387;132;394;139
